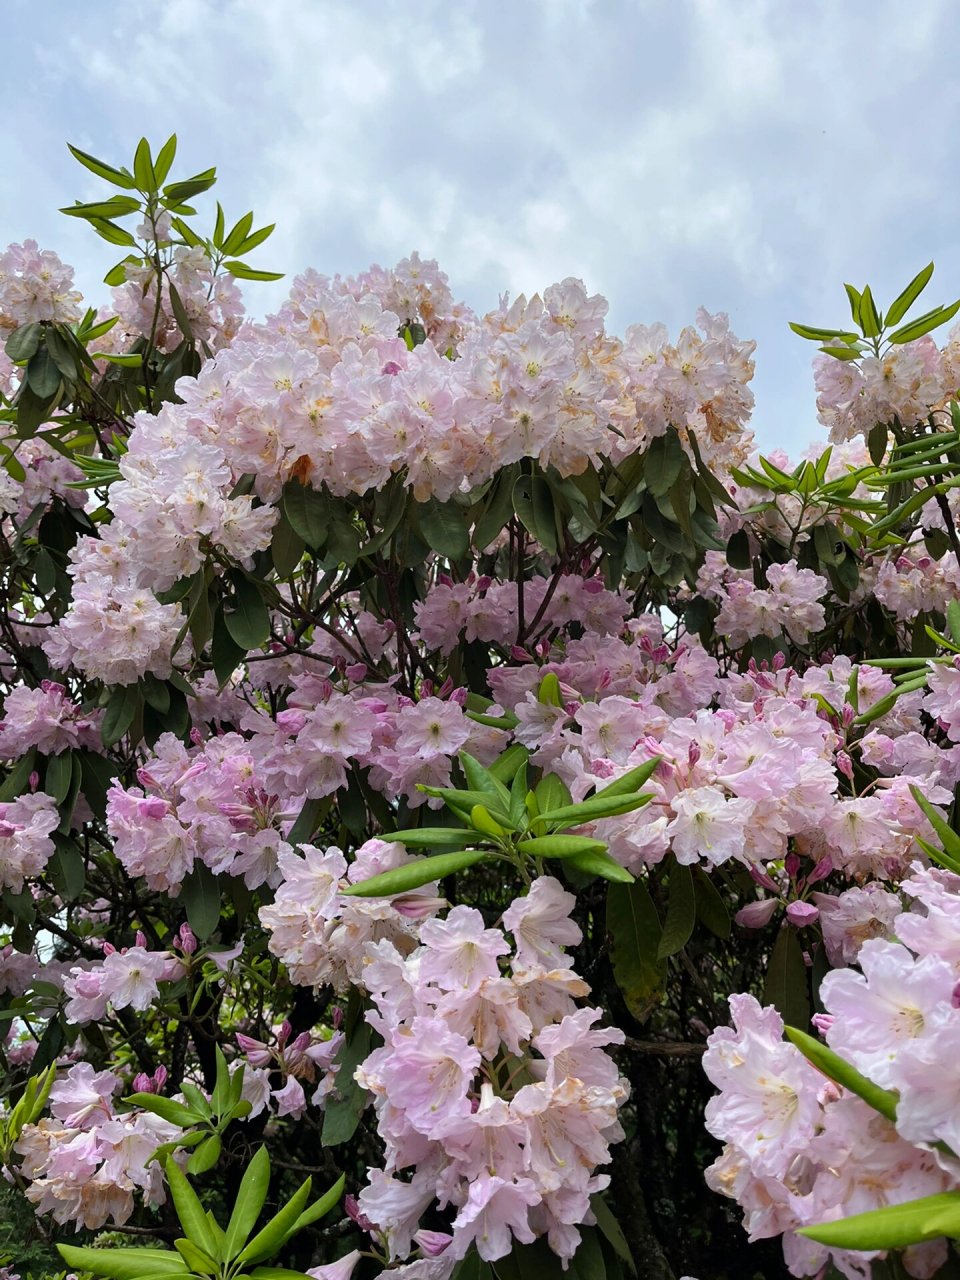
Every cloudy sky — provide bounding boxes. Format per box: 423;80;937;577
6;0;960;450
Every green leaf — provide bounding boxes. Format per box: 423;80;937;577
168;281;195;342
844;283;862;327
126;1093;204;1127
418;497;470;560
885;262;935;328
134;138;157;192
607;880;666;1020
92;352;143;367
798;1191;960;1251
859;284;881;338
26;347;62;399
657;862;696;958
5;322;42;363
175;1238;217;1274
520;834;609;859
282;481;329;549
223;261;284;282
44;751;74;805
273;1173;345;1248
789;322;860;342
888;300;960;344
594;758;661;799
387;827;471;848
513;473;558;555
644;428;685;497
164;171;218;203
341;848;492;897
0;749;36;802
236;1177;313;1266
908;785;960;864
763;927;809;1030
187;1133;222;1175
67;143;138;189
225;575;271;651
90;217;139;247
566;847;634;883
693;867;731;939
57;1245;187;1278
473;463;519;551
154;135;178;187
101;683;141;748
459;750;511;806
235;224;277;256
179;862;220;940
322;1004;372;1147
536;792;651;827
222;212;255;257
725;528;751;570
867;421;888;466
164;1156;219;1257
270;512;305;577
60;195;142;218
784;1026;898;1122
224;1145;272;1259
48;834;85;897
590;1196;636;1275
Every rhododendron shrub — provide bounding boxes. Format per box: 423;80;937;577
7;140;960;1280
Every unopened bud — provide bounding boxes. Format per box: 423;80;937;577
785;900;819;929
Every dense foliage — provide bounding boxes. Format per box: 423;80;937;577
5;137;960;1280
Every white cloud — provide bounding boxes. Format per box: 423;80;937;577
6;0;960;449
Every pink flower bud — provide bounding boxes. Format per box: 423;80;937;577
132;1072;154;1093
190;727;205;746
952;982;960;1010
772;651;786;671
154;1065;168;1090
806;856;833;886
344;1194;373;1232
450;687;468;706
28;771;39;792
277;1020;292;1049
290;1031;312;1054
332;1006;344;1030
102;941;116;956
784;853;800;880
415;1230;453;1257
836;750;854;781
687;742;701;767
734;899;779;928
811;1012;835;1036
178;924;198;955
786;900;819;928
511;645;534;662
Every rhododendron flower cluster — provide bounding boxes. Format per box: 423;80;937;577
352;880;627;1266
15;1062;177;1230
705;862;960;1278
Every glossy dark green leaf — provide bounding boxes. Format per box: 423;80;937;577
47;834;85;898
644;428;684;497
418;497;470;560
725;528;751;570
5;322;42;363
101;683;141;748
282;481;329;549
657;862;696;958
126;1092;204;1127
473;464;519;551
867;421;888;466
222;212;255;257
133;138;157;191
763;927;809;1030
693;867;731;939
225;575;271;651
270;512;305;577
606;880;666;1022
26;348;62;399
513;473;558;555
179;862;220;940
